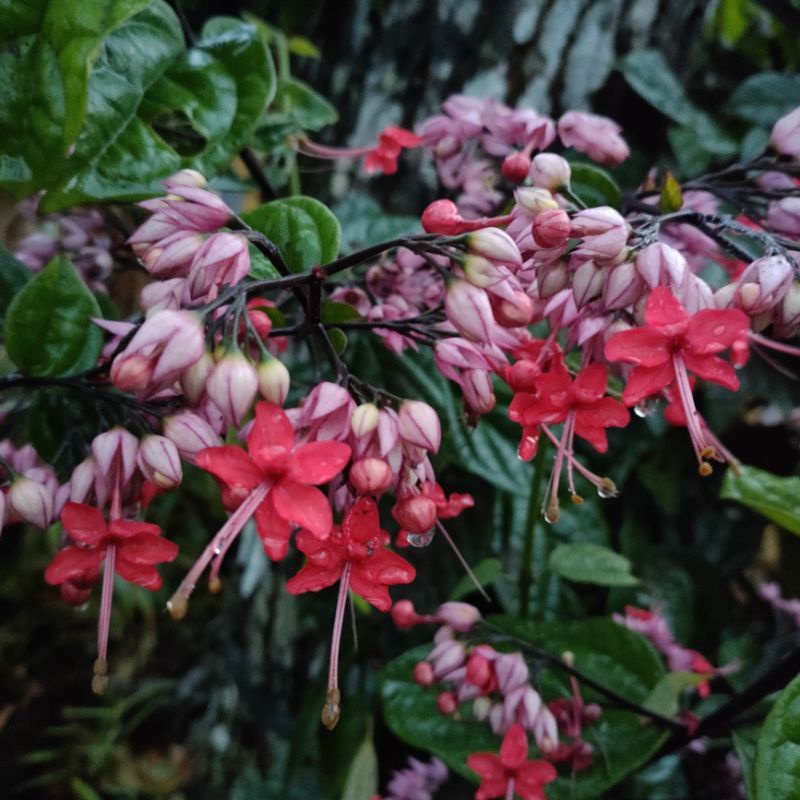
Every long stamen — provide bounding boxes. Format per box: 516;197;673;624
168;481;270;619
295;139;375;160
543;417;572;523
93;542;115;695
322;562;352;731
750;331;800;358
540;425;617;498
505;778;516;800
435;519;490;601
672;354;716;475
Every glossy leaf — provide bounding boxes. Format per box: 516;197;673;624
548;543;639;587
278;77;338;131
320;302;362;324
618;50;695;126
242;196;341;272
0;245;31;326
732;726;759;799
569;162;622;209
4;255;102;376
450;558;503;601
642;672;704;717
726;71;800;127
754;672;800;799
721;464;800;535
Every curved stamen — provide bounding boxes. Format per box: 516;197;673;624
322;562;352;731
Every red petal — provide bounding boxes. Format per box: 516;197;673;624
197;446;263;490
516;761;558;796
682;352;740;391
348;569;392;611
644;286;689;328
45;546;105;585
254;492;293;560
381;126;423;147
60;503;107;545
500;723;529;770
573;422;609;453
686;308;749;354
272;480;333;539
621;362;675;405
576;397;630;430
362;549;416;586
343;496;381;543
117;534;178;565
115;556;162;590
605;327;670;367
288;440;351;485
466;753;505;782
573;363;607;402
509;392;535;424
109;519;162;539
247;402;295;471
285;563;343;595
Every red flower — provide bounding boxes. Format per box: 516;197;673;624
604;287;749;406
45;502;177;591
363;126;423;175
510;364;629;453
197;402;351;559
285;496;416;611
420;481;474;519
467;724;557;800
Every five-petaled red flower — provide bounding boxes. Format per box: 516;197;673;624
44;502;178;590
467;723;557;800
285;496;416;610
363;126;423;174
604;287;749;406
197;402;351;560
509;363;629;452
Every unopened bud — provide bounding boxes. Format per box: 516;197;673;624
436;691;458;715
8;476;54;530
421;199;462;235
257;358;290;405
391;599;420;629
462;255;504;288
413;661;435;686
392;495;437;533
207;352;259;426
515;187;559;215
398;401;442;453
350;403;380;437
501;151;531;184
466;228;522;268
532;208;570;249
163;412;221;460
180;350;214;405
435;602;481;632
530;153;571;191
137;435;182;489
349;458;393;495
321;688;341;730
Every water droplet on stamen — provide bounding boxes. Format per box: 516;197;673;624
407;530;435;547
596;478;617;499
544;499;560;524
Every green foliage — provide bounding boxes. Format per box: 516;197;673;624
0;245;30;326
642;673;705;717
450;557;503;600
548;543;639;587
754;673;800;799
242;196;341;272
4;255;102;376
569;162;622;209
721;464;800;535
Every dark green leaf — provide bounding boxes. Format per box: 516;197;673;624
549;543;639;587
0;245;31;325
569;163;622;209
618;50;695;125
754;672;800;799
340;721;378;800
726;72;800;127
320;302;361;324
248;244;281;280
450;557;503;600
333;194;419;253
327;327;347;354
4;255;102;376
721;464;800;535
642;672;704;717
242;196;341;272
732;726;759;799
278;77;337;131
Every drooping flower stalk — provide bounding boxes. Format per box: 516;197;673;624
322;562;352;731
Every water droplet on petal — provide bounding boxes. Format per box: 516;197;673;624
634;399;659;418
407;530;435;547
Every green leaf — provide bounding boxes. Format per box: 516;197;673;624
721;464;800;535
659;170;683;213
241;196;340;272
0;245;31;325
333;194;419;253
642;672;704;717
754;672;800;799
247;243;280;280
726;71;800;127
569;163;622;209
4;255;102;376
383;620;668;798
340;722;378;800
277;77;338;132
327;327;348;354
286;35;320;59
450;557;503;600
548;543;639;587
320;302;361;324
732;726;759;799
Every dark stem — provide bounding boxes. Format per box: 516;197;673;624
239;147;278;201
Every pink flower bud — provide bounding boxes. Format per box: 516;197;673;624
180;350;214;405
572;260;605;307
163;169;207;190
142;231;205;278
770;106;800;159
92;427;139;506
398;401;441;452
391;599;421;629
421;199;462;235
474;696;492;721
137;435;182;489
537;259;570;299
436;691;458;715
602;260;645;310
529;153;571;190
392;495;438;533
501;151;531;183
494;653;529;694
570;206;626;237
515;187;559;215
461;369;496;416
735;255;793;315
350;403;380;437
558;110;629;166
431;640;466;680
8;476;53;529
187;232;250;301
435;602;481;632
519;687;543;728
532;208;570;249
462;255;505;288
349;458;393;495
679;273;714;313
466;228;522;268
69;457;96;503
163;411;222;460
445;279;497;343
140;277;186;313
766;197;800;237
635;243;687;289
207;352;259;426
413;661;435;686
257;358;290;405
